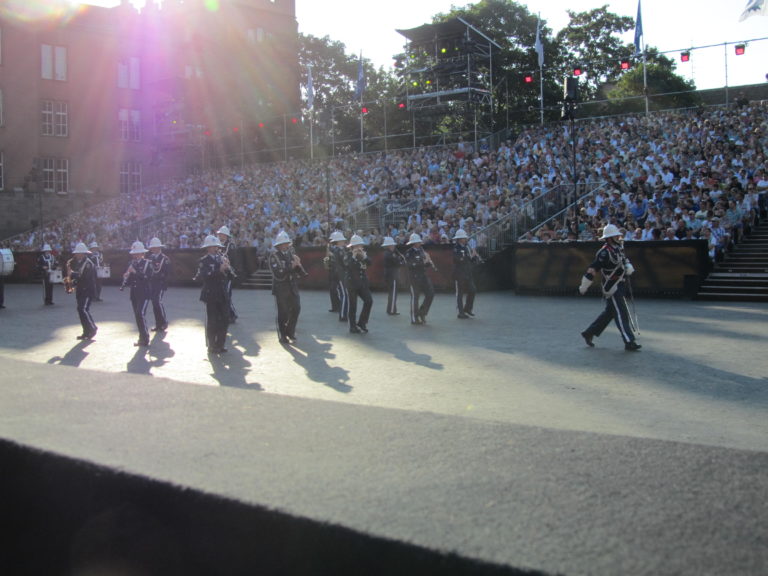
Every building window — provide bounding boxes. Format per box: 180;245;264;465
118;56;141;89
184;64;203;79
0;89;3;127
247;28;265;44
40;157;69;194
118;108;141;141
120;162;142;194
41;100;68;137
41;44;67;81
0;152;4;191
0;27;3;67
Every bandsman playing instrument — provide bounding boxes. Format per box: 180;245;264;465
121;241;153;347
327;230;349;322
269;231;302;344
37;243;58;306
195;235;231;354
68;242;98;340
345;234;373;334
217;225;238;323
147;237;171;332
452;229;481;319
382;236;404;316
579;224;642;351
405;233;435;325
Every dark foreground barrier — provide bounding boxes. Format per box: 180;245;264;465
4;240;710;297
0;439;540;576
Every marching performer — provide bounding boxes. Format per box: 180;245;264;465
579;224;641;351
88;241;106;301
217;225;238;323
37;243;58;306
382;236;404;315
345;234;373;334
68;242;98;340
452;229;480;319
147;237;171;332
121;241;153;347
405;233;435;325
269;231;302;344
195;235;231;354
327;230;349;322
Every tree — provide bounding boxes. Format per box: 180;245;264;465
555;5;635;100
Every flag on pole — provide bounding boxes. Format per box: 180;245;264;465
534;19;544;68
739;0;767;21
306;65;314;110
634;0;643;55
354;55;366;102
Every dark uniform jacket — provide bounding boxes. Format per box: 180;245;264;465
196;254;229;303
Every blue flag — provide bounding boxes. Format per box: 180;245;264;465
306;65;314;110
355;57;366;102
534;19;544;68
634;0;643;55
740;0;767;21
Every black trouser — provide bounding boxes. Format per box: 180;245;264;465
329;272;340;311
385;274;398;314
584;283;636;344
42;276;54;304
348;284;373;329
94;277;102;300
0;278;4;307
274;285;300;340
205;298;230;351
150;283;168;329
335;279;349;321
409;276;434;322
131;297;150;344
76;293;97;337
455;277;476;314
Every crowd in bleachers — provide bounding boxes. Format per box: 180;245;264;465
4;101;767;263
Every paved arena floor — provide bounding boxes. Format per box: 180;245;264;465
1;283;767;575
0;283;766;451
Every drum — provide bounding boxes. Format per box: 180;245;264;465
49;269;64;284
97;265;111;279
0;249;15;277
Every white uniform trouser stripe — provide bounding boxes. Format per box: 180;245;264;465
609;294;632;343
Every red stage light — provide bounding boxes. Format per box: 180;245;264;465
735;44;746;55
680;51;690;62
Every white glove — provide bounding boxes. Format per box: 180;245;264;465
625;261;635;276
578;274;593;295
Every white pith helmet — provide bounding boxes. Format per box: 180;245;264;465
406;233;423;245
599;224;622;240
347;234;365;248
381;236;396;247
453;229;468;240
329;230;346;243
72;242;90;254
273;231;292;246
42;244;52;252
148;237;164;248
217;225;231;237
129;241;148;254
89;241;100;249
201;235;222;249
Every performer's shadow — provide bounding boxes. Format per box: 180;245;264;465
125;333;177;375
284;336;352;393
389;339;444;371
48;340;92;368
208;347;261;390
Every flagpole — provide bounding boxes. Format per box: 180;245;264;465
310;109;314;161
536;15;544;126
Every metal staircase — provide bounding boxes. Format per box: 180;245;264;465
238;268;273;290
696;219;768;302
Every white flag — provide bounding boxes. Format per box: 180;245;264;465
534;19;544;68
740;0;767;21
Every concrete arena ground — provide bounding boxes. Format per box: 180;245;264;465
0;284;766;451
1;283;767;575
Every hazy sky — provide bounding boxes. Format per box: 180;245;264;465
89;0;768;90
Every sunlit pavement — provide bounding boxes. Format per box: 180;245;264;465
0;283;766;452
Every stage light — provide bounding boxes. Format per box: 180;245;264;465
291;117;299;124
524;73;534;84
573;66;583;76
735;44;746;55
361;107;369;114
620;59;630;70
397;102;406;109
258;122;265;128
680;51;690;62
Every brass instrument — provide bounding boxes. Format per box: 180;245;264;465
352;246;368;270
421;247;437;272
63;258;75;294
289;247;309;277
221;254;237;278
120;262;137;291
